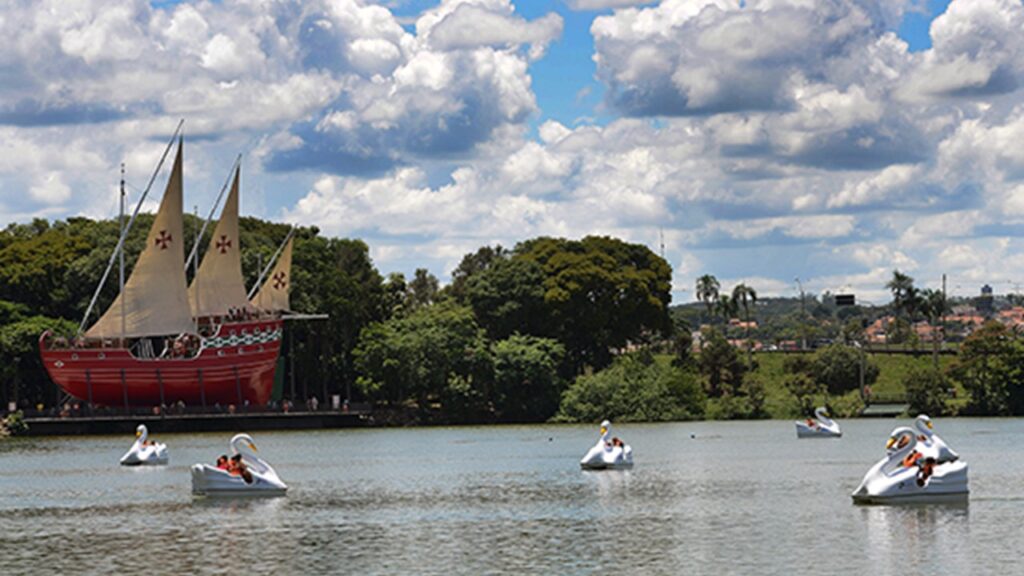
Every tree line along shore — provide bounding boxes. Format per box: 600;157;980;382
2;216;1023;426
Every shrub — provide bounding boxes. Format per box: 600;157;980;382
1;410;28;437
555;352;705;423
904;366;950;416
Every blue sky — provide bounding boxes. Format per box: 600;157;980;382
2;0;1024;304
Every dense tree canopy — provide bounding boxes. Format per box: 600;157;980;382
556;351;705;423
950;322;1024;415
514;236;672;372
354;301;490;410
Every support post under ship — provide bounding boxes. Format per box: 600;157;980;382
39;134;295;408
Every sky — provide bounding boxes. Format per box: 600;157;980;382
1;0;1023;305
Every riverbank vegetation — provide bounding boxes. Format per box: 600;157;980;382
3;217;1024;422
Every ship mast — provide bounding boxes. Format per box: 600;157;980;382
194;203;200;330
119;163;126;345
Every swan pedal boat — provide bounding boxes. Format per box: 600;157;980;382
580;420;633;470
852;426;968;505
795;407;841;438
120;424;169;466
191;433;287;496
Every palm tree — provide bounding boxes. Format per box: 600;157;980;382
918;288;948;369
716;294;738;323
886;270;918;318
695;274;720;324
732;283;758;362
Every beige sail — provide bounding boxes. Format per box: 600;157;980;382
86;140;195;339
250;237;293;312
187;166;250;317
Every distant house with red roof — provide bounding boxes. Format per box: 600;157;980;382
864;317;890;344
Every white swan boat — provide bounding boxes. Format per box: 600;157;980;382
191;433;287;496
119;424;169;466
914;414;959;463
852;426;968;504
795;406;841;438
580;420;633;470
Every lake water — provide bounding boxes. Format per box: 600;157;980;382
1;418;1023;574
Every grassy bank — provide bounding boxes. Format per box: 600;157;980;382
657;352;961;419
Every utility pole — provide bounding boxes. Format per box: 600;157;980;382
796;277;807;350
939;274;947;369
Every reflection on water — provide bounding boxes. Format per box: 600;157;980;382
861;503;970;576
1;419;1023;573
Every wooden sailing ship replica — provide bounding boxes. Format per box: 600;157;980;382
39;135;294;408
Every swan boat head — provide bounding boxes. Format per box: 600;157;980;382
913;413;959;462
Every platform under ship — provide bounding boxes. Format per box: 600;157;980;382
39;134;295;408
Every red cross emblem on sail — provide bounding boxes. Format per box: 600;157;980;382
273;271;287;290
216;235;232;254
155;230;172;250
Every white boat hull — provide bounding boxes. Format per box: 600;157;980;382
120;443;169;466
795;422;841;438
191;464;287;496
580;444;633;470
852;460;968;505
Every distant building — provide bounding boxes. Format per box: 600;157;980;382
913;321;943;343
728;318;758;330
864;317;891;344
977;284;994;315
997;307;1024;331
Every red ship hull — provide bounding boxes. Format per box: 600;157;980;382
39;319;283;407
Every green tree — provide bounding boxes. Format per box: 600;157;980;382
407;268;440;310
812;343;879;396
556;351;705;423
785;372;823;416
354;301;490;413
741;376;769;419
950;321;1024;415
448;245;506;302
491;334;565;422
465;257;548;340
672;328;695;369
382;272;408;318
0;312;78;408
731;283;757;361
918;288;948;369
516;236;672;373
698;327;745;397
904;366;950;416
695;274;720;324
840;317;865;345
886;317;914;346
716;293;737;324
886;269;919;320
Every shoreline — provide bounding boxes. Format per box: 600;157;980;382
19;410;368;436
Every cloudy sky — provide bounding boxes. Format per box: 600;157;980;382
2;0;1023;304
